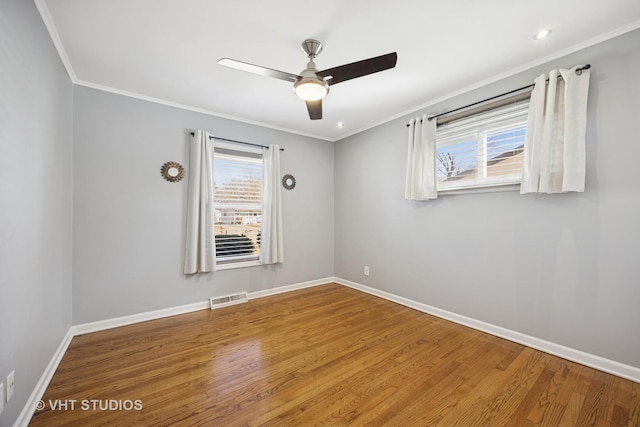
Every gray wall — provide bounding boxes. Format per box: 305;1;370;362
334;29;640;369
72;87;334;324
0;1;73;425
2;4;638;424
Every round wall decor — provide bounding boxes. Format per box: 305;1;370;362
282;174;296;190
161;161;185;183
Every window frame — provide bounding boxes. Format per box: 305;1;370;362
212;141;264;270
435;101;529;194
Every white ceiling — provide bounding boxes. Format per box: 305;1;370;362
37;0;640;141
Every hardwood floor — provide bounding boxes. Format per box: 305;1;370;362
30;283;639;426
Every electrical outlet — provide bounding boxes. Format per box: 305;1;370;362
7;371;14;402
364;265;370;276
0;383;4;415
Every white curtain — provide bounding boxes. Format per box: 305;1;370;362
405;115;437;200
260;144;284;264
183;130;216;274
521;65;591;194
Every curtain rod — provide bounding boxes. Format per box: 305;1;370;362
406;64;591;127
189;132;284;151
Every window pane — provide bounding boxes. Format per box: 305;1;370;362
215;220;261;258
436;138;479;184
434;102;528;191
486;124;525;178
213;151;262;260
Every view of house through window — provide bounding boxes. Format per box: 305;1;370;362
213;146;263;263
436;102;528;191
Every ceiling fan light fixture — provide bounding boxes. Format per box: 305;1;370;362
294;78;329;101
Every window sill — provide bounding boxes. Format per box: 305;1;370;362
215;259;262;271
438;183;521;196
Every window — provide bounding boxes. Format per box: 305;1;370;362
435;101;528;192
213;142;263;265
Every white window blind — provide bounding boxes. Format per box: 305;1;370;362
436;100;529;192
213;145;263;263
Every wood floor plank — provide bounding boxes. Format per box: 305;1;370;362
495;343;527;371
607;376;632;427
29;283;640;426
629;381;640;427
473;352;552;426
380;337;508;426
263;332;447;425
506;367;557;425
532;360;583;426
577;371;615;426
561;391;589;427
248;306;467;425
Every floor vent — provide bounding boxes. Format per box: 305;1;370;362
209;292;248;310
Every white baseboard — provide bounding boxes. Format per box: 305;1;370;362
71;300;211;336
72;277;334;336
248;277;335;299
334;277;640;383
13;329;74;427
15;277;331;426
19;275;638;427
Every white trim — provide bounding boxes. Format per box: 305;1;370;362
14;278;331;425
17;275;639;426
35;0;640;144
334;277;640;383
70;278;332;336
28;0;331;145
214;140;263;155
33;0;78;82
439;183;520;196
71;300;210;336
247;277;334;299
209;299;248;310
12;329;74;427
215;260;262;270
73;80;333;142
338;20;640;142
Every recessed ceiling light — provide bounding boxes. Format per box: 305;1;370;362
337;122;345;128
533;28;552;40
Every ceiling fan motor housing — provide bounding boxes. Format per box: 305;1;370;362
301;39;323;58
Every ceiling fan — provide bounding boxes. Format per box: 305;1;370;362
218;39;398;120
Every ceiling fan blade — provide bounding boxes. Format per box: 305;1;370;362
318;52;397;86
306;100;322;120
218;58;299;83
